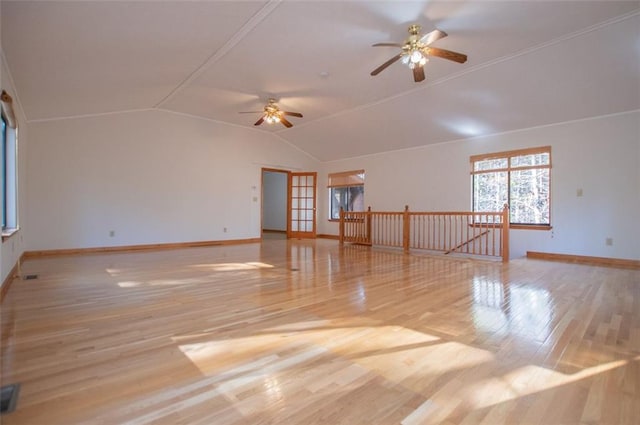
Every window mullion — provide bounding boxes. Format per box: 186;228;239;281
507;169;512;223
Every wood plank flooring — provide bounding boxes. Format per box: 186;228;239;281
1;239;639;424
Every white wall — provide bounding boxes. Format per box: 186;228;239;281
27;110;318;250
318;111;640;260
262;170;287;231
17;87;640;261
1;47;29;285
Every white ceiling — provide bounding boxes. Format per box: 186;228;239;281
2;1;639;161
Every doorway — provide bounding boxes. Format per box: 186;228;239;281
261;168;317;239
262;169;288;239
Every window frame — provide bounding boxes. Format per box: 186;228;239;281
470;146;552;230
327;170;365;221
1;112;6;229
1;91;19;239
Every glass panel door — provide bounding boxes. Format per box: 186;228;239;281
288;172;316;238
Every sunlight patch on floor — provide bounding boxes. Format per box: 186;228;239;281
117;277;213;287
173;322;497;398
462;359;628;410
191;262;274;271
401;359;630;424
175;320;638;424
117;281;141;288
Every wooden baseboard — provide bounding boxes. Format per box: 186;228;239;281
527;251;640;269
23;238;262;259
317;234;339;240
1;253;24;302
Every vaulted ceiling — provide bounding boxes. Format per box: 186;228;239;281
2;1;639;161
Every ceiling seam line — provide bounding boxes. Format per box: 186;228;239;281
285;8;640;132
152;0;282;109
156;108;320;162
155;107;280;134
268;132;322;163
27;108;157;124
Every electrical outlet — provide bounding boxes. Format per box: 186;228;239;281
223;227;228;233
606;237;613;246
576;188;583;197
109;230;115;237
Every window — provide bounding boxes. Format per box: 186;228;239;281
1;113;6;228
328;170;365;220
471;147;551;227
1;90;18;234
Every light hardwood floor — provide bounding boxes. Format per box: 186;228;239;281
1;239;638;424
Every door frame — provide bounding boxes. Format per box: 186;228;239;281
260;168;318;239
261;168;289;238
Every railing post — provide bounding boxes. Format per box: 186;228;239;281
366;206;372;245
339;207;344;245
403;205;410;253
502;204;510;262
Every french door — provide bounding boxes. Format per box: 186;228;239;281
288;172;317;238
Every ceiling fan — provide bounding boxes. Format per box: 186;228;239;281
239;98;303;128
370;24;467;82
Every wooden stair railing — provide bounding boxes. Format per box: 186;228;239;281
340;205;510;262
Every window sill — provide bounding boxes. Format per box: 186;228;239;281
510;224;552;231
2;227;19;242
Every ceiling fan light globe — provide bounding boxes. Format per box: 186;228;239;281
419;57;428;66
410;50;423;63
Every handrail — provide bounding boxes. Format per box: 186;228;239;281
340;204;510;262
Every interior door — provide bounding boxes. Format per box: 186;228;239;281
288;172;317;239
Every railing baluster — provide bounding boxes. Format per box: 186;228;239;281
492;214;496;256
472;214;477;255
482;215;487;256
465;214;470;254
448;215;452;252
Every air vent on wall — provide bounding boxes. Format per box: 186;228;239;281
1;384;20;414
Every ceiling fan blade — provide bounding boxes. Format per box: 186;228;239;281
425;46;467;63
420;29;448;46
280;117;293;128
372;42;403;48
283;111;303;118
239;111;263;114
370;53;403;76
413;66;425;82
254;117;265;126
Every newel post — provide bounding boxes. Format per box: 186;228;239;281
502;204;510;262
366;206;372;244
339;207;345;245
403;205;410;253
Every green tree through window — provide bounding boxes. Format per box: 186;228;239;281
471;147;551;226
